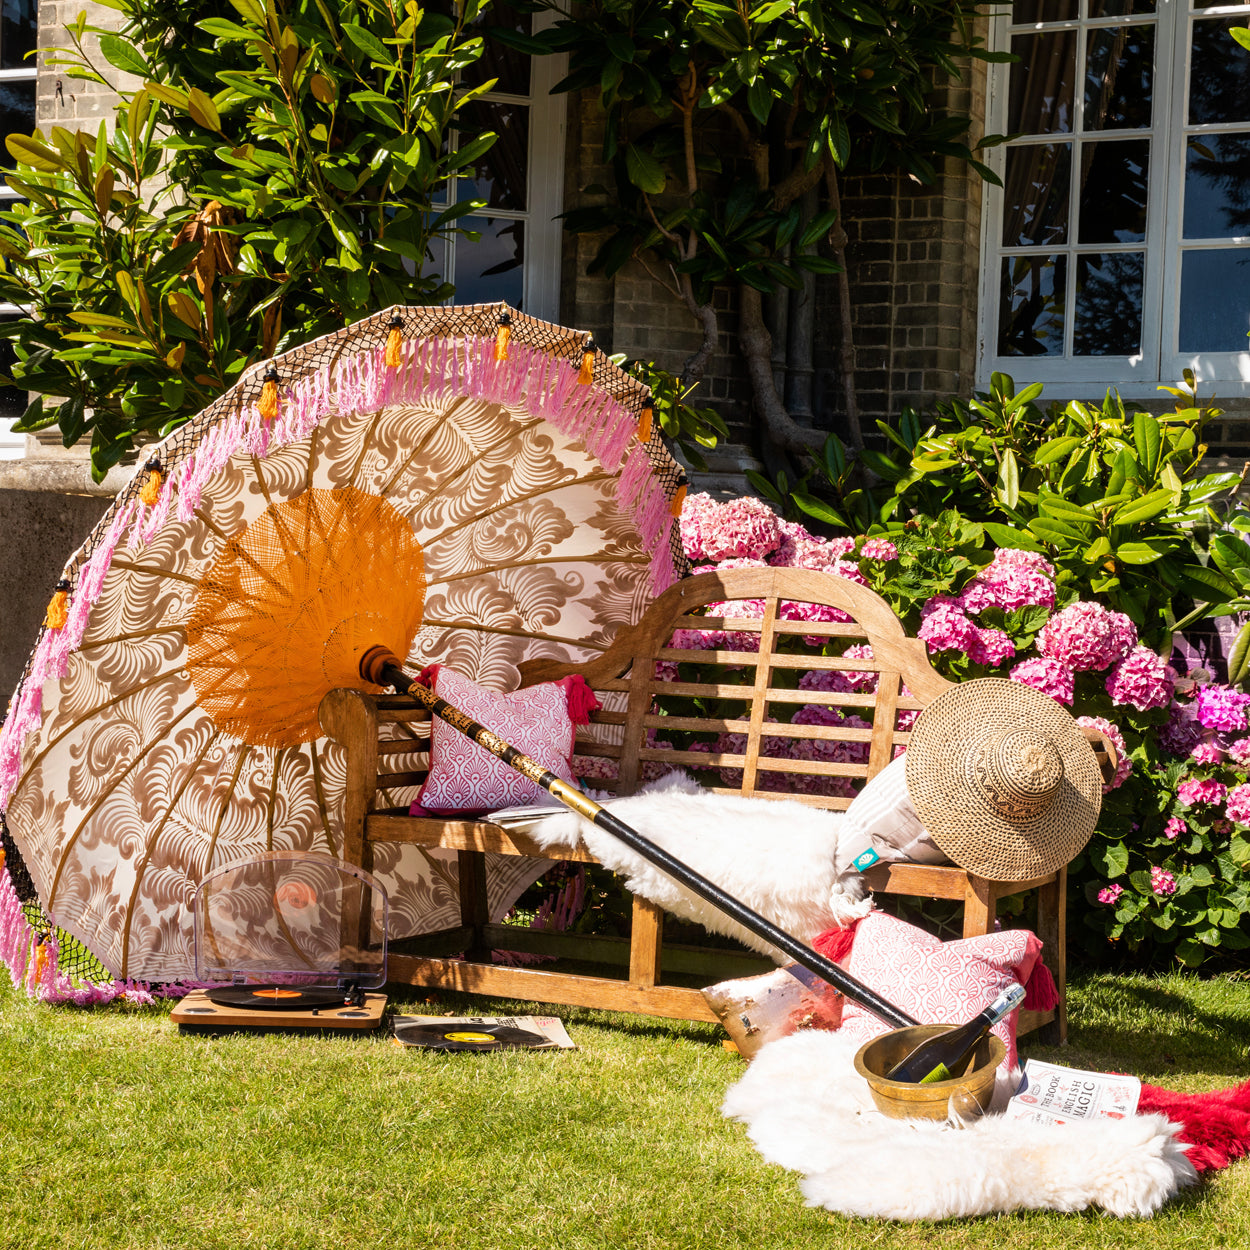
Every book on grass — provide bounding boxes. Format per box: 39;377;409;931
1003;1059;1140;1126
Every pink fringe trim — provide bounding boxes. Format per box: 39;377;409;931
1;334;676;813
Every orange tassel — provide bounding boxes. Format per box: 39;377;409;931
577;337;595;386
140;458;163;506
637;403;653;443
494;313;512;362
259;367;280;422
44;580;70;631
670;482;688;518
385;315;404;367
33;940;47;983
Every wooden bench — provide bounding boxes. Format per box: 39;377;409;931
320;566;1088;1042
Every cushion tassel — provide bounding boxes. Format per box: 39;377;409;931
43;580;70;631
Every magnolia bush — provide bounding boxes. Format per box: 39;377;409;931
664;489;1250;969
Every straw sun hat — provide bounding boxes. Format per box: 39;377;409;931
905;678;1104;881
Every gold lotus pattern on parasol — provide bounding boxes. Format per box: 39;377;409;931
0;304;687;981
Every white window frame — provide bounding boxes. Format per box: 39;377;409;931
436;16;567;321
977;0;1250;399
0;45;38;457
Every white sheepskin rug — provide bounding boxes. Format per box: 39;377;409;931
722;1029;1198;1220
528;773;872;958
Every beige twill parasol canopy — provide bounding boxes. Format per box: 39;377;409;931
0;303;688;982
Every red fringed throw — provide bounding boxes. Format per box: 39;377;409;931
1137;1080;1250;1174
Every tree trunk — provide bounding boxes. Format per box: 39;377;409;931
737;285;824;456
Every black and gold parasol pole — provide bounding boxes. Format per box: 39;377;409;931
360;647;918;1030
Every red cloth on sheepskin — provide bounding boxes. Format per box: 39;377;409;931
815;912;1045;1070
1137;1080;1250;1174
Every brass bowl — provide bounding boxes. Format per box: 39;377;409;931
853;1024;1006;1122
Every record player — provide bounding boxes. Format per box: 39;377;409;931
171;851;389;1032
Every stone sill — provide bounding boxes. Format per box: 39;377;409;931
0;458;133;497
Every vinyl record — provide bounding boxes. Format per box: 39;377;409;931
204;984;349;1011
394;1021;548;1051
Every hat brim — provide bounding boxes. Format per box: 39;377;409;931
905;678;1103;881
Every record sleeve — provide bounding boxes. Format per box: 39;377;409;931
392;1014;576;1051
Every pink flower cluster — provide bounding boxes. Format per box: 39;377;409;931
1076;715;1131;791
1230;738;1250;767
1105;646;1176;712
768;520;855;571
958;548;1057;615
1037;601;1137;672
1098;883;1124;905
859;538;898;561
1165;817;1187;840
1177;777;1228;806
1190;741;1225;765
1226;782;1250;826
1150;866;1177;897
679;492;782;562
1009;656;1075;706
1196;684;1250;733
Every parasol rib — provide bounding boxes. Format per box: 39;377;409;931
199;743;252;882
309;743;336;858
361;647;919;1031
378;396;484;498
424;471;616;549
434;553;651;586
417;618;611;653
48;701;202;909
118;730;221;978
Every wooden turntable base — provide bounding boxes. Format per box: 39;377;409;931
171;989;387;1031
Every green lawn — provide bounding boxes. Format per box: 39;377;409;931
2;971;1250;1249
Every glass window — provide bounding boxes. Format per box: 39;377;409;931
981;0;1250;388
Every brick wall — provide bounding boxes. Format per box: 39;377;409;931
36;1;130;131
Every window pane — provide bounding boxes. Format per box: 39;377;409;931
1189;19;1250;127
1185;133;1250;239
0;326;25;419
454;215;525;307
1077;138;1149;243
1009;32;1076;134
1179;248;1250;352
455;102;529;212
1084;25;1154;130
1012;0;1077;21
0;0;36;71
462;6;533;95
1074;253;1144;354
998;255;1067;356
1088;0;1155;16
1003;144;1071;246
0;79;34;188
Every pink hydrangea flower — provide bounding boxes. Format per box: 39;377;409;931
918;601;980;654
768;520;847;572
1164;816;1187;840
1098;883;1124;905
1196;684;1250;733
1076;714;1131;791
1037;601;1137;671
1214;818;1234;836
968;626;1015;667
1150;866;1177;897
840;643;878;691
1105;646;1176;712
1229;738;1250;767
1010;656;1075;706
1226;783;1250;826
1190;740;1226;766
961;556;1057;614
682;494;782;562
989;548;1056;578
859;538;898;561
958;579;1000;615
1177;777;1228;806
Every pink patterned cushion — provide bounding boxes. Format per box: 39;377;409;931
838;911;1043;1070
415;667;578;814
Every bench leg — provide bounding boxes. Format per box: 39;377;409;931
1036;868;1067;1046
629;896;664;988
458;849;492;964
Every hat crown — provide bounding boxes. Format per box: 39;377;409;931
969;728;1064;823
